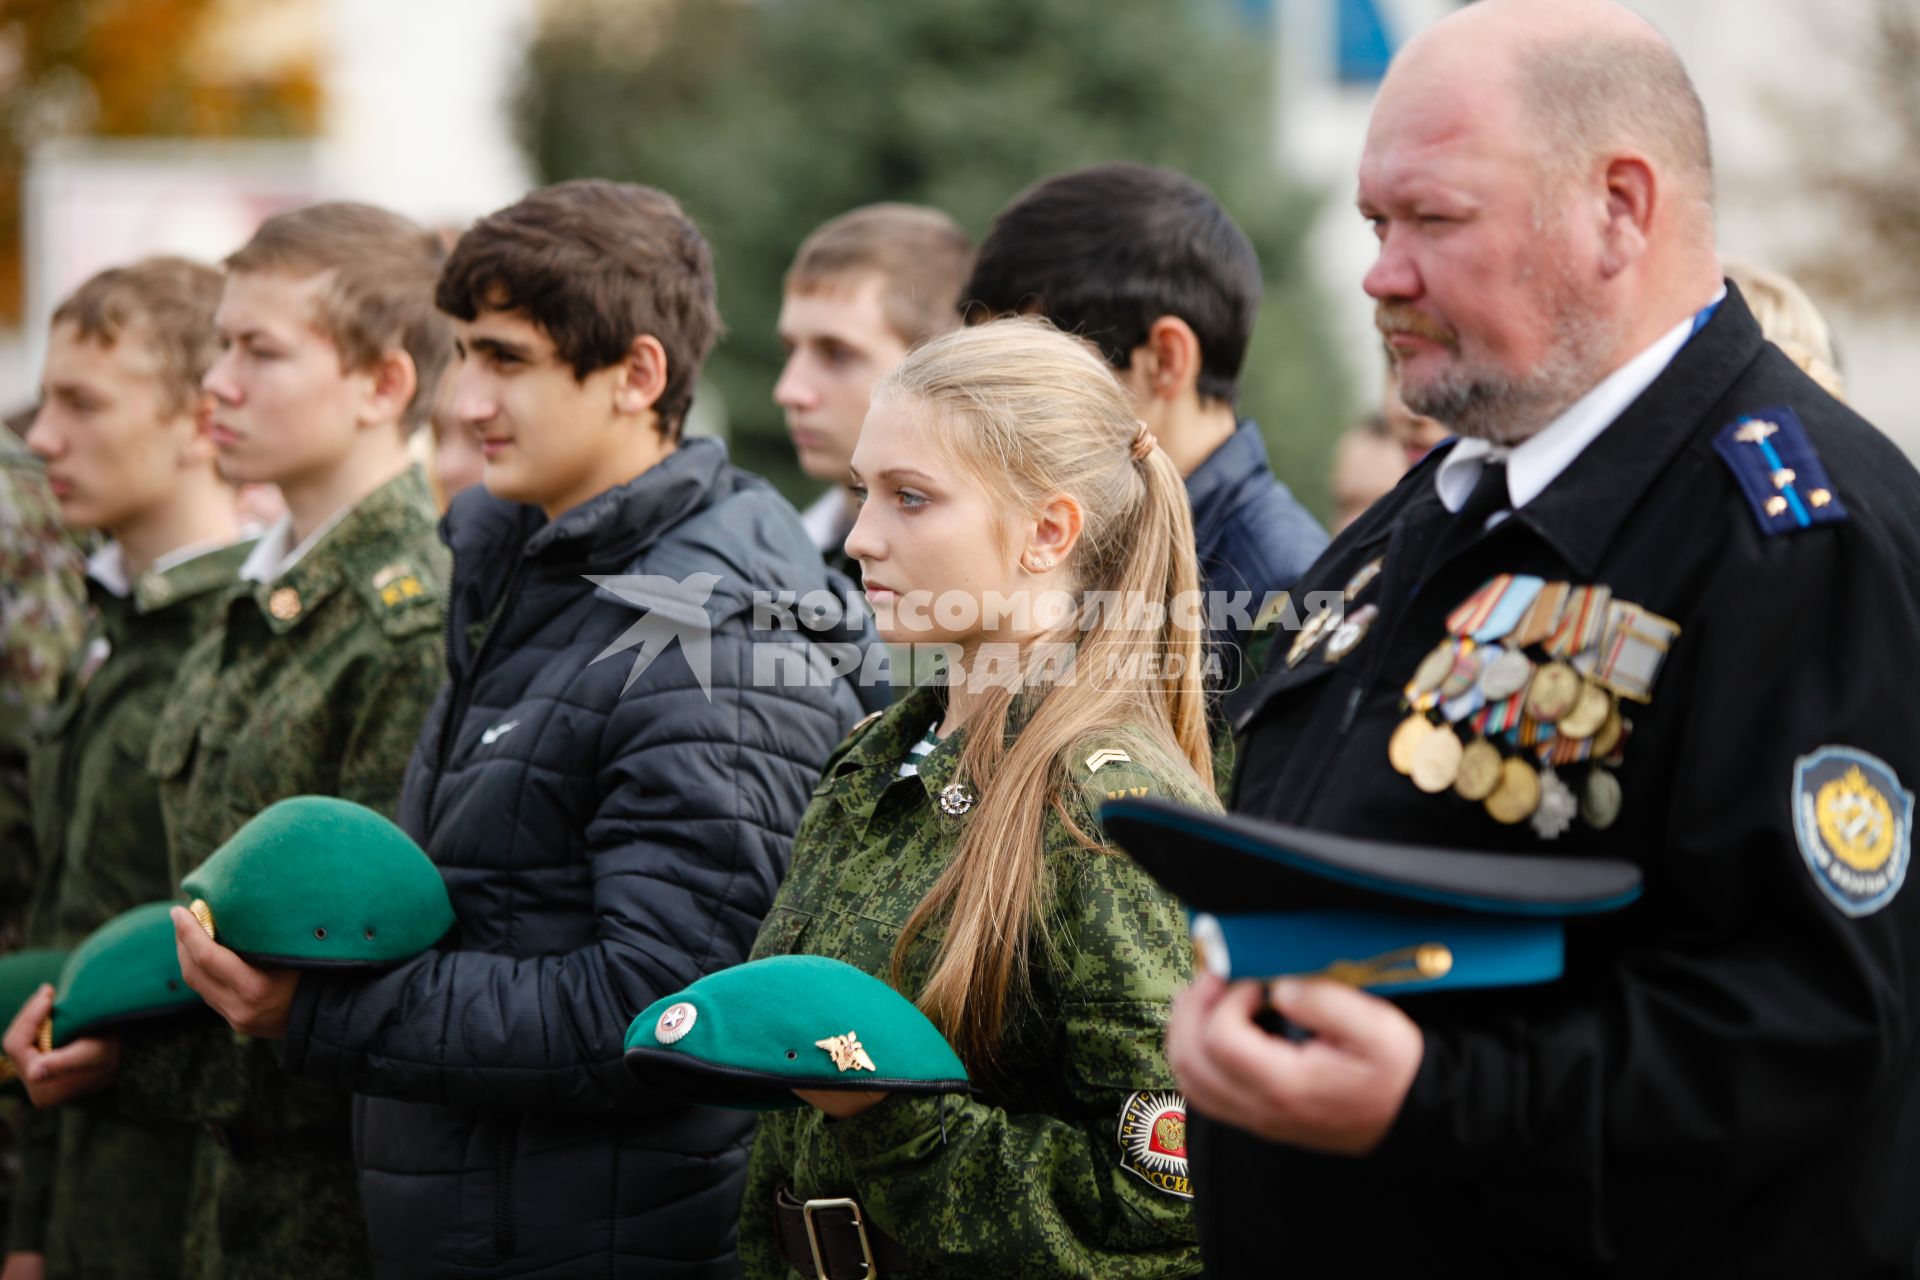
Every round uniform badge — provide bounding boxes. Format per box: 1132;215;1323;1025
1792;746;1913;917
1116;1091;1192;1201
655;1001;698;1044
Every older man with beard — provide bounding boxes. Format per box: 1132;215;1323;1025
1166;0;1920;1273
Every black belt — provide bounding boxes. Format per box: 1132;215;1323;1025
774;1185;913;1279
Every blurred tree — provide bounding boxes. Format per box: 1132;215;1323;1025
1792;0;1920;316
0;0;320;324
518;0;1350;519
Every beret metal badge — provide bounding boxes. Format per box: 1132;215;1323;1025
655;1001;698;1044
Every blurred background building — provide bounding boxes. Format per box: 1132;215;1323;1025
2;0;1914;521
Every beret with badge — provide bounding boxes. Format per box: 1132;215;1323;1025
37;901;206;1051
624;955;971;1110
180;795;454;969
1099;796;1642;993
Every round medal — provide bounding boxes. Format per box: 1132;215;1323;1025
1388;714;1434;777
1523;661;1581;724
1484;757;1542;825
1324;603;1378;663
1591;705;1625;758
1454;739;1504;801
1478;647;1534;702
1411;725;1465;794
1409;640;1456;697
1555;680;1611;740
1581;768;1623;829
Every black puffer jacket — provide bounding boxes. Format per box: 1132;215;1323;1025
282;440;881;1278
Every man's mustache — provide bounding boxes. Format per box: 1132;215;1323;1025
1376;303;1459;352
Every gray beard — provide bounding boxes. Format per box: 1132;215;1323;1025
1401;260;1613;445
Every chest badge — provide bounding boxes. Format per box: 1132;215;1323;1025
938;782;976;817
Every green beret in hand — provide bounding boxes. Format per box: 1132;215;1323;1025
624;955;971;1111
180;796;454;970
0;949;69;1082
41;902;203;1050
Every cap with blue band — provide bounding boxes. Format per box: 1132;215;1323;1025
1098;797;1642;993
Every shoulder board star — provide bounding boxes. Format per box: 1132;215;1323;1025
1713;406;1848;537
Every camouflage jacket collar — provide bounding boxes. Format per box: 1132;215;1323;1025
241;466;436;635
84;538;253;641
826;681;1052;831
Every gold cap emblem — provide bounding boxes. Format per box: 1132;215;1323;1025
814;1031;877;1073
268;587;302;620
188;898;217;940
36;1017;52;1055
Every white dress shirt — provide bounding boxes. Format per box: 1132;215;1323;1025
1434;288;1727;517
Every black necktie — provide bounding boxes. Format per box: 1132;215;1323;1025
1423;458;1510;582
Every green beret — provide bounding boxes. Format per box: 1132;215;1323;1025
180;796;454;970
44;902;203;1050
0;950;69;1084
623;955;971;1111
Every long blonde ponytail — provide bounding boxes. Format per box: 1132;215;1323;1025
878;317;1211;1075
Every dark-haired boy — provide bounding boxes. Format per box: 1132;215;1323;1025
5;202;455;1277
964;163;1329;728
180;180;877;1277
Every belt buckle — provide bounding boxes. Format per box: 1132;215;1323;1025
802;1196;878;1280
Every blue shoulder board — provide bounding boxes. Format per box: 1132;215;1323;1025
1713;405;1848;537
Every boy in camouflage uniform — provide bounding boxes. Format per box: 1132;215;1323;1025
0;426;86;928
6;205;453;1279
1;256;251;1278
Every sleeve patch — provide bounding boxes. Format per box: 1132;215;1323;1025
1793;746;1912;917
1116;1090;1192;1200
1713;406;1848;537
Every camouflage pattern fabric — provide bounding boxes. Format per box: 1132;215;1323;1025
114;467;448;1280
741;681;1213;1279
7;538;252;1271
0;431;86;939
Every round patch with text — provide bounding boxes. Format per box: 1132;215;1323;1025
1116;1090;1191;1200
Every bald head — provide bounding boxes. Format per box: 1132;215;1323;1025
1394;0;1713;206
1358;0;1723;444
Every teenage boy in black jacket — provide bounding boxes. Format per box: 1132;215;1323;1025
179;180;879;1279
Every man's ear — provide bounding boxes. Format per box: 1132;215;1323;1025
1130;316;1204;403
1597;155;1656;279
180;392;222;467
613;335;669;418
358;348;420;431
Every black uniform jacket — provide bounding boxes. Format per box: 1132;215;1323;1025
1203;287;1920;1276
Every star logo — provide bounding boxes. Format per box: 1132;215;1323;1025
586;574;723;698
814;1031;877;1073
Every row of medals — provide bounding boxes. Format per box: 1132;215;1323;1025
1288;564;1668;840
